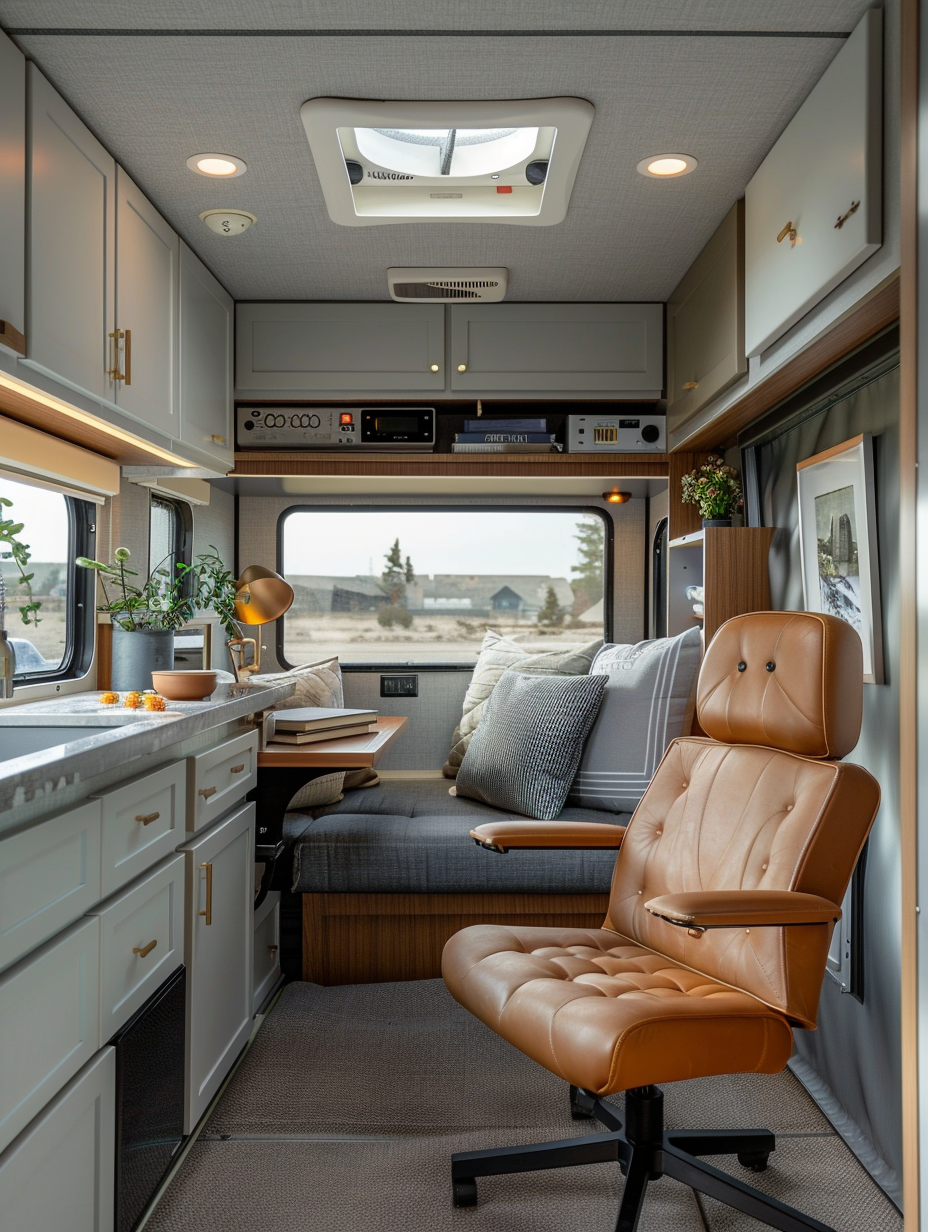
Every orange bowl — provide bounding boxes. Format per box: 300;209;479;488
151;670;218;701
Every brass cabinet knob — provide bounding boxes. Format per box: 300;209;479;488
429;363;440;372
457;363;467;372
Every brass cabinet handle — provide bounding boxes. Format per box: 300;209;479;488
198;785;217;800
107;328;125;381
834;200;860;230
429;364;439;372
457;363;467;372
199;861;213;925
229;763;246;775
132;939;158;958
777;221;797;245
135;811;161;826
124;328;132;385
268;945;278;959
210;434;227;445
682;380;699;391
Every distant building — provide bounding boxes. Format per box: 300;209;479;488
288;572;574;618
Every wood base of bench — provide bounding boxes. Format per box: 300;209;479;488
301;891;611;984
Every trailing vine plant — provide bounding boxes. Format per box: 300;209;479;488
0;496;41;626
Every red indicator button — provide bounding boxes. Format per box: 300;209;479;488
496;185;512;194
340;413;354;424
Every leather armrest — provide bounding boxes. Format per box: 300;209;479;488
645;890;842;930
470;820;626;854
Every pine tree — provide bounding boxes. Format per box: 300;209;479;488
404;555;416;584
537;585;564;626
571;516;605;614
381;538;407;605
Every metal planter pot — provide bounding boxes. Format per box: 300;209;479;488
110;627;174;691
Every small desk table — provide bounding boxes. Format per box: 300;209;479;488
251;717;407;905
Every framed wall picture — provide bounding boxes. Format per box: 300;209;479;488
796;433;883;683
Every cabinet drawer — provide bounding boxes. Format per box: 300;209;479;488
0;916;100;1154
88;854;184;1042
0;800;102;973
94;759;186;895
0;1046;115;1232
253;890;280;1015
187;729;257;831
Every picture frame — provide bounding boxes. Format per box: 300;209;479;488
796;433;883;684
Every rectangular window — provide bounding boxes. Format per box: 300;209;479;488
0;475;93;681
279;507;608;666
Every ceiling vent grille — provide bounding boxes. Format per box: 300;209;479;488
387;267;508;302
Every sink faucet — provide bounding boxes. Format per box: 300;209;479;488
0;572;15;699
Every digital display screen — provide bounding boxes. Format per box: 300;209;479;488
374;416;419;435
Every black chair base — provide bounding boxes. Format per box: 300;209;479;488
451;1084;836;1232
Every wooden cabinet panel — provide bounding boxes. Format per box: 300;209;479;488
25;64;115;401
448;303;663;394
0;917;101;1153
114;166;178;435
0;1047;115;1232
668;527;774;644
236;302;445;391
179;802;254;1132
667;201;745;430
744;9;882;356
95;759;186;897
179;241;233;467
0;800;103;973
0;30;25;355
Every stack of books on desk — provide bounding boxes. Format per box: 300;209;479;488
451;418;562;454
268;708;378;744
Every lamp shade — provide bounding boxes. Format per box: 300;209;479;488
234;565;294;626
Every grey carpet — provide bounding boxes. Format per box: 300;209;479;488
206;980;833;1138
144;979;901;1232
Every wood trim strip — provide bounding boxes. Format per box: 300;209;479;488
231;452;672;477
0;320;26;357
899;0;919;1224
795;433;865;471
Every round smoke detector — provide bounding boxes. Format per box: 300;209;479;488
199;208;256;236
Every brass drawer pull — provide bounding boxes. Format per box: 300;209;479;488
268;944;278;959
135;811;161;826
198;785;218;800
199;862;213;925
777;221;798;246
124;328;132;384
210;434;227;445
229;763;246;775
132;939;158;958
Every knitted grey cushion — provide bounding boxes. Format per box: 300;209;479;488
455;671;607;820
567;626;702;813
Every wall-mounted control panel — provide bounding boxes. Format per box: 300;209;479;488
380;675;418;698
236;406;436;449
566;413;665;452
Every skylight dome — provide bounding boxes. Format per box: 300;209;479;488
301;98;593;227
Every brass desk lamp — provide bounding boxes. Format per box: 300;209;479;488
226;564;294;680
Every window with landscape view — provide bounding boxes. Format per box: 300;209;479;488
279;507;609;665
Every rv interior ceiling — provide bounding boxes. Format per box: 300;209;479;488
0;3;915;1232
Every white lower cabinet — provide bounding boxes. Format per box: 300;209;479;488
253;890;281;1015
179;801;255;1132
0;1046;115;1232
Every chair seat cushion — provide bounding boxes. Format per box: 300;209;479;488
442;923;794;1096
287;777;626;894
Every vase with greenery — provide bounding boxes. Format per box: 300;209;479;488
680;456;743;526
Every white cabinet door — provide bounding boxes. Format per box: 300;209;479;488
0;30;25;357
179;242;233;467
236;302;446;392
448;303;664;394
114;166;179;436
253;890;280;1015
0;1047;115;1232
179;802;254;1132
25;64;115;400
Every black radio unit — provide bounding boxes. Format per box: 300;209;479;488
236;406;436;450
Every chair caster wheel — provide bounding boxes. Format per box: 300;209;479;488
738;1151;770;1173
453;1178;478;1207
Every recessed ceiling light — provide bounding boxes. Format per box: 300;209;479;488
187;153;247;178
637;153;697;178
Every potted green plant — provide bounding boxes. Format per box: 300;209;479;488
680;455;743;527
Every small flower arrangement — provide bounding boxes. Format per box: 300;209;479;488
680;456;743;521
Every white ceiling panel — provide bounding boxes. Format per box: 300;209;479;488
0;1;881;303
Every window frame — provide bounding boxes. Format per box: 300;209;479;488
275;502;613;670
149;492;193;581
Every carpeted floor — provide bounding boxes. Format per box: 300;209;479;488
143;980;903;1232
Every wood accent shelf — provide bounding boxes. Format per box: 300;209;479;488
231;450;672;478
669;526;775;644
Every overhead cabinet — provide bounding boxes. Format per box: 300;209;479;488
236;302;446;392
0;29;25;358
744;8;882;356
448;303;663;395
179;242;234;467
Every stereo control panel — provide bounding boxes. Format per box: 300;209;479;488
567;414;665;452
236;406;435;449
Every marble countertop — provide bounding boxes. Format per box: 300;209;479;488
0;681;295;818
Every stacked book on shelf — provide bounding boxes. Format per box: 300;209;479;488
450;418;562;454
266;707;378;744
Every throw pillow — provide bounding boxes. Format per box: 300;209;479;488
455;671;607;820
567;626;702;813
442;631;603;778
249;656;348;809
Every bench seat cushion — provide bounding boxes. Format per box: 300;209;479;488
286;777;627;894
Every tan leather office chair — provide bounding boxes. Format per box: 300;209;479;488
442;611;880;1232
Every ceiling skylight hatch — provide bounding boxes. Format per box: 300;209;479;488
301;98;593;227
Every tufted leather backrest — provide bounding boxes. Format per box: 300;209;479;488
606;610;880;1027
696;612;863;758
